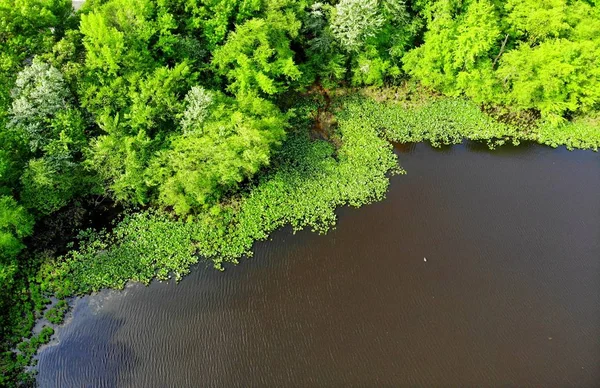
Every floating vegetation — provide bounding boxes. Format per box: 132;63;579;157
41;93;599;299
42;96;399;296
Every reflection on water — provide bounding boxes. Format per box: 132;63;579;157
37;300;137;386
37;143;600;387
390;141;416;153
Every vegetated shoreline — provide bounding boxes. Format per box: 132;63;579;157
4;0;600;383
12;87;600;382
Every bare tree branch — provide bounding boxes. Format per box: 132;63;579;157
492;34;510;69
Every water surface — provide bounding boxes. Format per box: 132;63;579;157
37;143;600;387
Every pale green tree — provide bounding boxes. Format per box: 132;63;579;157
331;0;384;52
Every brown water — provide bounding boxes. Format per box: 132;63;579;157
36;143;600;387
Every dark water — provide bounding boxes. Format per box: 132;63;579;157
37;143;600;387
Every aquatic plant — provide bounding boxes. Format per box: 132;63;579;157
41;93;600;298
44;300;69;325
42;97;399;295
345;95;599;151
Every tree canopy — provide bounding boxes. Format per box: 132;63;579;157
404;0;600;122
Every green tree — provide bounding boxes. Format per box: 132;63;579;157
497;38;600;123
0;195;34;316
87;126;153;205
8;60;93;214
148;91;287;215
0;194;34;385
179;86;215;134
9;59;73;151
84;63;192;204
0;196;33;265
331;0;384;52
299;2;347;87
0;0;73;117
212;7;303;96
403;0;600;121
496;0;600;122
78;0;188;119
330;0;417;86
78;0;196;204
403;0;501;95
181;0;263;51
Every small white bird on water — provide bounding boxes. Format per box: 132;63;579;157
424;257;427;262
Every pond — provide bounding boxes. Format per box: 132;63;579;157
36;142;600;387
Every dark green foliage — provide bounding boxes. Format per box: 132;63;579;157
1;325;53;386
0;194;34;294
0;196;34;351
0;196;34;262
15;326;54;367
180;0;263;51
298;3;347;87
44;300;69;324
9;60;96;215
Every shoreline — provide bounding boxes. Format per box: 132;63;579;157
8;90;600;384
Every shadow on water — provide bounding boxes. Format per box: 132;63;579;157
392;141;464;156
391;141;458;155
391;141;417;154
464;139;540;155
393;140;545;157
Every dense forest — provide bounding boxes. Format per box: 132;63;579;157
1;0;599;384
